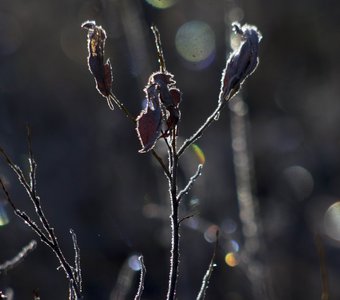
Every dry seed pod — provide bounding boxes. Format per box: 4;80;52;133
220;23;262;102
82;20;114;110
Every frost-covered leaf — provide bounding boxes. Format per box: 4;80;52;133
82;20;114;109
220;23;262;102
136;85;163;153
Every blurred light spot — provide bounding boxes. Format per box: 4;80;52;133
221;218;237;234
145;0;178;9
0;13;23;56
283;165;314;201
143;203;161;218
175;21;215;69
244;239;260;253
128;255;141;271
192;144;205;164
0;203;9;226
248;261;263;277
232;136;246;152
242;221;258;238
226;7;244;23
60;23;86;65
225;252;239;267
204;225;219;243
189;198;200;206
229;96;248;115
186;217;199;230
229;33;242;51
230;240;240;252
324;202;340;241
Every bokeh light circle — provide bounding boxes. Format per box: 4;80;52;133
225;252;239;267
145;0;178;9
0;203;9;226
324;201;340;241
128;255;142;271
204;225;219;243
175;21;215;65
283;165;314;201
226;7;244;23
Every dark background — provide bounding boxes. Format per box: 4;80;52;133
1;0;340;299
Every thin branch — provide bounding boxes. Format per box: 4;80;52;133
151;149;171;179
151;25;166;72
70;229;82;293
167;127;180;300
27;126;37;198
177;96;228;157
177;164;203;202
0;177;53;249
178;213;196;225
134;256;146;300
109;93;136;122
0;240;37;274
196;230;219;300
0;144;83;299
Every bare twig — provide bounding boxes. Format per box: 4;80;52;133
178;213;196;225
0;139;83;299
70;229;82;293
178;98;228;157
0;177;52;248
151;25;166;72
134;256;146;300
0;240;37;274
196;230;219;300
151;149;171;179
109;92;136;123
177;164;203;202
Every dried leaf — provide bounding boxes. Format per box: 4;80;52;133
220;23;262;102
82;20;114;110
136;85;163;153
136;71;182;152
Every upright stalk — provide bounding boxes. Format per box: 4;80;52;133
167;129;180;300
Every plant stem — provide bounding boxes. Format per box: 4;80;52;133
178;95;230;157
167;129;180;300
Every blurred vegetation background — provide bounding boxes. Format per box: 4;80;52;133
1;0;340;299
